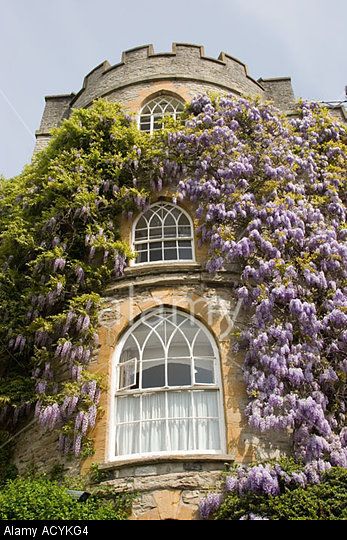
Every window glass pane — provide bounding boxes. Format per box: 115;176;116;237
115;395;140;455
178;239;193;260
146;315;162;327
164;240;177;251
162;319;175;344
164;226;177;238
171;208;181;219
115;423;140;455
136;251;148;264
168;330;190;358
195;419;220;450
167;391;192;418
168;387;195;451
118;357;137;390
193;330;215;357
180;320;199;345
149;226;162;239
116;395;140;424
178;214;190;226
132;323;149;349
168;419;195;451
142;393;166;420
164;213;175;226
179;247;193;260
168;358;191;386
142;360;165;388
135;228;148;240
194;358;214;384
135;242;148;264
143;332;164;360
164;246;178;260
150;214;161;228
167;312;186;327
178;240;191;247
120;335;138;364
141;420;167;453
194;390;219;417
149;243;163;261
140;122;150;132
141;394;166;453
136;216;147;229
178;225;191;237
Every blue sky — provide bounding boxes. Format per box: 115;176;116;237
1;0;346;178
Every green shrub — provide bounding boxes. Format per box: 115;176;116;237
214;467;347;520
0;476;131;520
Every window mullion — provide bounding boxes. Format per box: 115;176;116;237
139;394;143;454
191;390;196;450
191;354;195;386
165;390;170;452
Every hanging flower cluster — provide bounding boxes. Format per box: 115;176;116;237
199;458;333;519
0;100;156;454
164;94;347;470
1;92;346;470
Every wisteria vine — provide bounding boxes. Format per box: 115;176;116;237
0;100;156;455
165;94;347;467
1;92;346;477
161;95;347;514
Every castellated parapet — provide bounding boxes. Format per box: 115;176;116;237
35;43;297;151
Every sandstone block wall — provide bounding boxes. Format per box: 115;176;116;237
13;194;292;521
34;43;299;152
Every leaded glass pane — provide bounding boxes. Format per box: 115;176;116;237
134;203;193;265
139;96;184;134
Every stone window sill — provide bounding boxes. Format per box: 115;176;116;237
125;262;202;275
99;453;235;470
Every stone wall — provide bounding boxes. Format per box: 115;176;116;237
34;43;298;152
259;77;296;111
98;460;227;520
12;420;80;476
13;194;292;520
12;267;291;494
82;268;291;473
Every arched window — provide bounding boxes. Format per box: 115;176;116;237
133;202;194;264
110;308;225;459
139;95;184;133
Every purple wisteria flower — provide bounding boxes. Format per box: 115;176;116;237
163;95;347;469
199;493;223;519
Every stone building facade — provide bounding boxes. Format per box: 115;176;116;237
14;44;347;520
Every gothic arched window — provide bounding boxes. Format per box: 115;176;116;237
133;202;194;264
139;95;184;133
110;308;225;458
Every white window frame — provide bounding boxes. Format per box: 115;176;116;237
108;308;226;462
131;202;196;266
138;95;184;134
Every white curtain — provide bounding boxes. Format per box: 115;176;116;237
168;391;194;451
115;395;140;455
141;393;166;453
194;391;220;450
115;390;220;456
